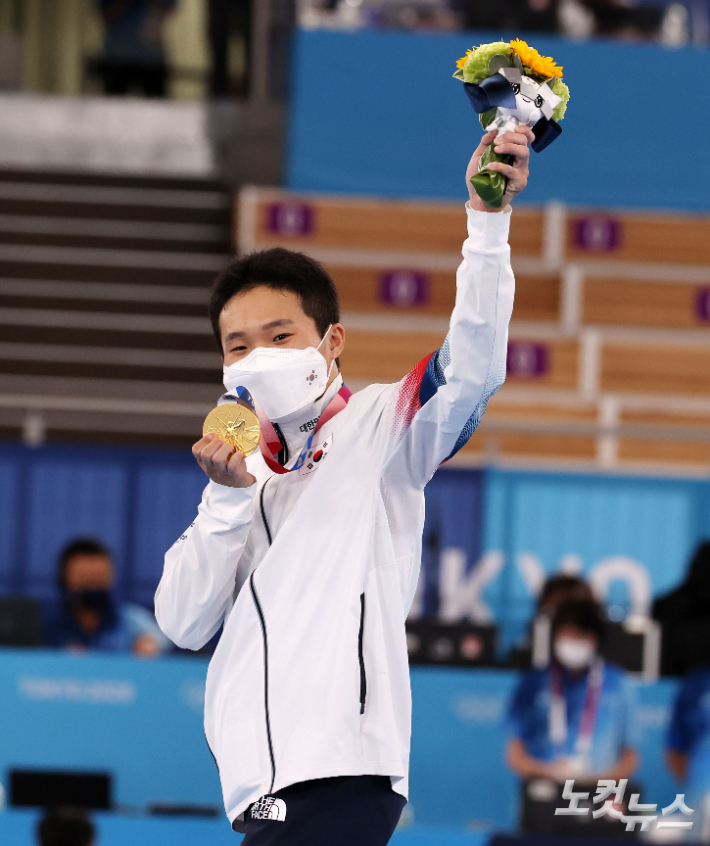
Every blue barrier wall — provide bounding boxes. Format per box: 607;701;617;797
480;469;710;650
0;650;683;832
1;442;709;649
287;29;710;211
0;442;206;606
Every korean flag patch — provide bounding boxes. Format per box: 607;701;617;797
299;435;333;476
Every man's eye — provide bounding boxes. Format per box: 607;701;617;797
230;345;247;353
273;333;290;342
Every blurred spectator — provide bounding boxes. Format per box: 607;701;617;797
269;0;298;99
37;807;94;846
537;573;595;616
666;666;710;836
580;0;665;38
506;599;638;799
654;541;710;675
462;0;663;39
208;0;252;97
374;0;461;29
96;0;177;97
0;33;22;91
463;0;559;33
44;538;170;656
508;573;594;667
301;0;460;31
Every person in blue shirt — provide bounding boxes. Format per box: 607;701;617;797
97;0;177;97
506;598;639;786
666;667;710;837
45;538;170;656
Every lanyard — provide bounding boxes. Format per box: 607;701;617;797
549;659;604;757
252;384;352;475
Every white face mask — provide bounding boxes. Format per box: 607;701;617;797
553;637;596;671
222;326;334;422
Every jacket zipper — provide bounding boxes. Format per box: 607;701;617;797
252;475;276;791
259;476;273;545
358;593;367;715
250;572;276;793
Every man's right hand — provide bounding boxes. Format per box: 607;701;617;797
192;433;256;488
466;126;533;212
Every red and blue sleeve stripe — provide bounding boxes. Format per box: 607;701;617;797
390;337;504;460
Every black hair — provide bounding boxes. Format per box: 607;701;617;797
209;248;340;354
551;598;606;645
57;538;112;590
37;807;94;846
537;574;593;612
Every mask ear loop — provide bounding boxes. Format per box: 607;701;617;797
317;324;336;381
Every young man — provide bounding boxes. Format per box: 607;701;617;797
155;126;533;844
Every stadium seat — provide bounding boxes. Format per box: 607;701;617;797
237;186;546;258
2;179;710;471
566;210;710;265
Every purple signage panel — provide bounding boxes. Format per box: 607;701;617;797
265;202;314;237
696;288;710;322
379;270;430;307
507;341;549;378
572;216;621;252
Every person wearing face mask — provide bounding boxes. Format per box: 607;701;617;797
506;598;639;833
155;126;534;845
509;573;595;668
45;538;170;656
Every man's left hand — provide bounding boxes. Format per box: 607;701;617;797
466;124;534;212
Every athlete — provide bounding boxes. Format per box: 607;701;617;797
155;125;533;845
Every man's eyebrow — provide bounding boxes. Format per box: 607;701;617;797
223;319;295;344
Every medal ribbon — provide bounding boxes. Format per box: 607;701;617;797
253;384;353;475
549;659;604;757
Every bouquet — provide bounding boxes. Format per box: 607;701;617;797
454;39;570;208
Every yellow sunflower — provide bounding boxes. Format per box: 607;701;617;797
510;38;563;79
456;48;473;70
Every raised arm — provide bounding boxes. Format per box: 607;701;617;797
371;126;532;485
155;434;256;650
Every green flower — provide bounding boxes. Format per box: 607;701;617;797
550;78;570;122
459;42;512;84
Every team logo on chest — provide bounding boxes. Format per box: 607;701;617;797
299;435;333;476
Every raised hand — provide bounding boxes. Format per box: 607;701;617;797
466;124;533;211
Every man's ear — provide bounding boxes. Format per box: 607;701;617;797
328;324;345;361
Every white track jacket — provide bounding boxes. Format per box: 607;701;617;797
155;206;515;828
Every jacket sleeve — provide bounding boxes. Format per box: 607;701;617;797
154;480;257;650
370;204;514;487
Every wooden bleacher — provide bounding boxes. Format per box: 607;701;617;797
565;211;710;266
238;186;546;257
2;178;710;471
582;276;710;329
236;187;710;472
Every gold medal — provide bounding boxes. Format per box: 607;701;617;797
203;403;261;457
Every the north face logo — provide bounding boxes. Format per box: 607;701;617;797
251;796;287;822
